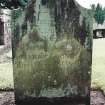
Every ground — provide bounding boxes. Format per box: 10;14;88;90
0;91;15;105
0;38;105;104
91;91;105;105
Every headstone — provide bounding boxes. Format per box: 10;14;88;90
12;0;93;105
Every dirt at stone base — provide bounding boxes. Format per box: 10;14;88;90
0;91;15;105
91;91;105;105
0;91;105;105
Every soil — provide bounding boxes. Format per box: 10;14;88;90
90;91;105;105
0;91;105;105
0;91;15;105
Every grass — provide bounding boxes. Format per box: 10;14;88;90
0;62;14;90
91;38;105;93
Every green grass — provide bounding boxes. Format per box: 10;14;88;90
91;38;105;93
0;62;14;89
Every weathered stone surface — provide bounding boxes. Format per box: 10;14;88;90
12;0;92;103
